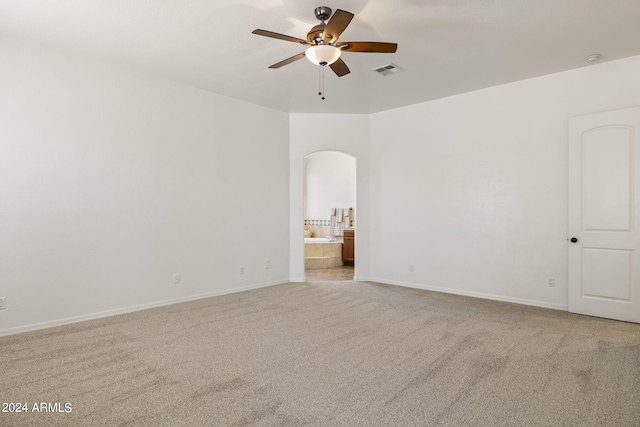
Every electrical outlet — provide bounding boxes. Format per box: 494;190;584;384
0;297;6;310
409;264;414;272
173;274;181;285
548;278;555;288
240;266;244;275
265;260;271;269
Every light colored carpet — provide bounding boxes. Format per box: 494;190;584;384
1;281;639;426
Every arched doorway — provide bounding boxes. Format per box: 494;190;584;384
303;151;356;281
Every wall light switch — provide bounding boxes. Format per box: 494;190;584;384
0;297;6;309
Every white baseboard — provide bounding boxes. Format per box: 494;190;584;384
0;279;289;337
370;278;568;311
290;277;306;283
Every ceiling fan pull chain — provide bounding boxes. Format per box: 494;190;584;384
321;65;325;100
318;65;322;97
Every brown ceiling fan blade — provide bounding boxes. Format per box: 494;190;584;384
268;52;306;69
322;9;354;43
329;58;350;77
337;42;398;53
252;29;309;45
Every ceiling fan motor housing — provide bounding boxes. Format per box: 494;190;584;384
308;7;332;43
307;23;326;43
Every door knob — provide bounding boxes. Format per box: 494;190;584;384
570;237;578;243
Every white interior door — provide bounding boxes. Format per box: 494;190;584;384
568;107;640;323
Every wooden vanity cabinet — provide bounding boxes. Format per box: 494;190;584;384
343;229;354;266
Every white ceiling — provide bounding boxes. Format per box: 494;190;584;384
1;0;639;114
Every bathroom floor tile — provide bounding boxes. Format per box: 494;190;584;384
305;266;354;281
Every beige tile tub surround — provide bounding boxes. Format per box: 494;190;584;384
304;240;343;269
306;224;330;238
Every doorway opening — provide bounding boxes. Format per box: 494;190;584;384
304;151;356;282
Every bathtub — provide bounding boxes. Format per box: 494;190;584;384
304;238;343;269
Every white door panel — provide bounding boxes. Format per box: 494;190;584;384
568;107;640;323
581;248;631;300
582;127;631;231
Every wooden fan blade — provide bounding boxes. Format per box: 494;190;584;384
329;58;350;77
252;29;309;45
337;42;398;53
322;9;354;43
268;52;306;69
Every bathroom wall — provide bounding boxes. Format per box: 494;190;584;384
304;151;355;238
0;36;290;335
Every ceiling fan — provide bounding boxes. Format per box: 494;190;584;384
252;6;398;79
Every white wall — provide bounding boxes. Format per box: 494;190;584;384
0;36;290;335
290;114;370;281
4;33;640;336
304;151;356;220
370;55;640;309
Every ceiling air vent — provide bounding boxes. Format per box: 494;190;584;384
372;63;404;76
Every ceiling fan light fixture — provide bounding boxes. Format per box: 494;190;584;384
305;45;341;66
